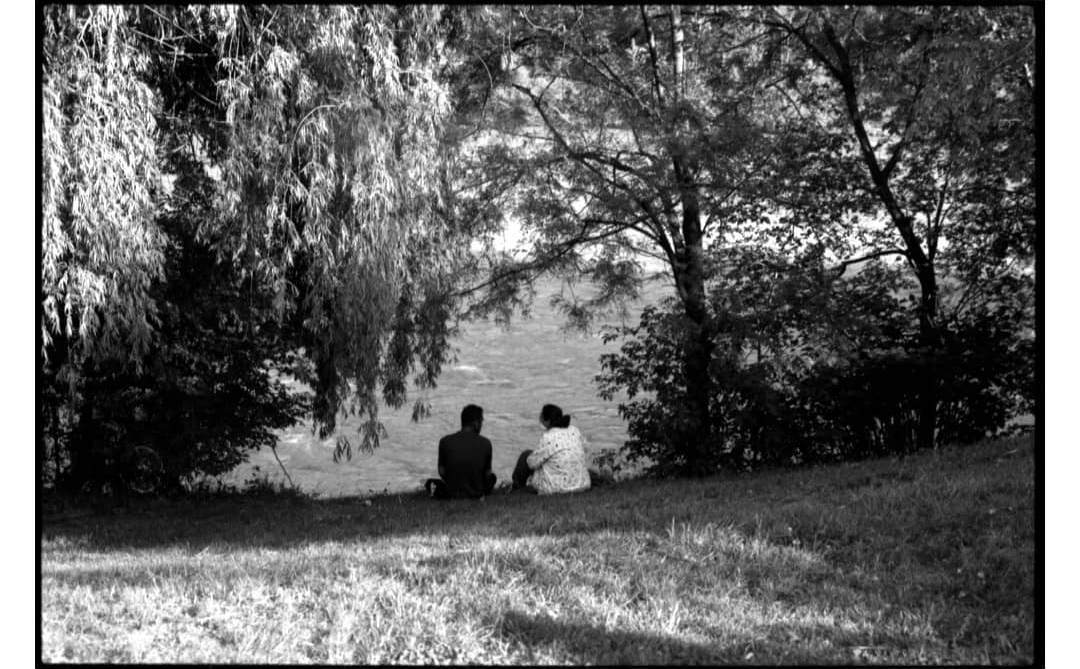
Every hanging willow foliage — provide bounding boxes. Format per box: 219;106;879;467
42;5;474;460
41;5;166;373
192;5;466;455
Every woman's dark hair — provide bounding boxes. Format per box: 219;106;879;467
541;404;571;428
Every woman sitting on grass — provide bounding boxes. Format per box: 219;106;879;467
512;404;592;494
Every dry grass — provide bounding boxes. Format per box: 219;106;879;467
41;434;1036;664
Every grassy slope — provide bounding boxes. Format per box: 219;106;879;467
40;434;1035;664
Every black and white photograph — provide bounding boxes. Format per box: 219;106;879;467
35;4;1047;665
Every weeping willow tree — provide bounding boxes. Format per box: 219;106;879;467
199;5;467;458
41;5;472;491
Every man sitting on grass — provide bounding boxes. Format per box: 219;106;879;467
425;404;496;500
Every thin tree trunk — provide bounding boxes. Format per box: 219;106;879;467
810;20;942;452
670;5;685;99
67;401;98;494
916;264;940;451
52;403;64;487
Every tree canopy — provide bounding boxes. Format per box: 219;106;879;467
443;5;1035;472
40;4;1037;490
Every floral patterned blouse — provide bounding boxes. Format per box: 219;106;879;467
526;425;592;494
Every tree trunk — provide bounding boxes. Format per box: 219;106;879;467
915;262;941;451
51;402;64;488
65;401;99;494
673;186;716;475
667;4;716;475
818;20;943;453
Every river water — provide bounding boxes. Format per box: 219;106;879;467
224;278;673;497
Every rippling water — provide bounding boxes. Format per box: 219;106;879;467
226;278;673;497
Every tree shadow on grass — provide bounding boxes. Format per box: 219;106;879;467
358;545;931;665
42;432;1035;554
40;556;928;665
40;479;713;552
495;609;729;664
484;608;925;665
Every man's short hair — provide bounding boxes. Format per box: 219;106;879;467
461;404;483;427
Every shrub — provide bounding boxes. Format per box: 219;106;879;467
42;207;309;498
597;254;1034;475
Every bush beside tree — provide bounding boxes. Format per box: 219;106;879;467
597;250;1034;475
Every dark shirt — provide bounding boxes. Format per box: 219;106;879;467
438;429;493;499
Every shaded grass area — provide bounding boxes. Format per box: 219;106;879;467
40;435;1035;664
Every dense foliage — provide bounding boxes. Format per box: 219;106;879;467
598;252;1034;474
454;5;1036;475
758;6;1036;452
40;5;1037;492
41;5;470;493
443;6;790;473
